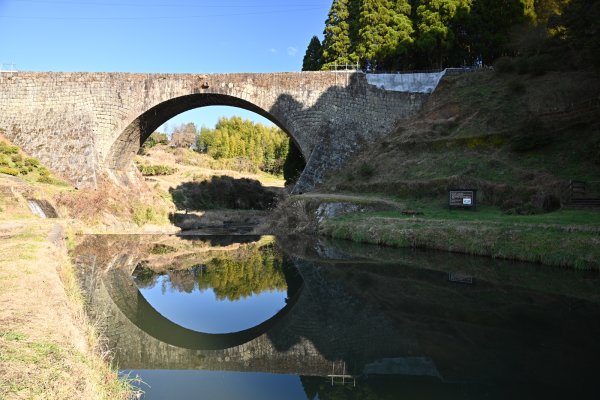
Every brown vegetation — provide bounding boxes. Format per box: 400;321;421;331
0;221;132;399
55;181;173;227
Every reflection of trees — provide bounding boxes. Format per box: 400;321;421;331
133;263;159;288
132;245;287;301
198;246;287;301
168;270;196;293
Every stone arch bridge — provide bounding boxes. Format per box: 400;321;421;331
0;71;444;191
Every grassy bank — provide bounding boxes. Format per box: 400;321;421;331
316;69;600;270
0;220;133;399
320;207;600;270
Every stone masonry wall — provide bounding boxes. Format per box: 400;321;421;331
0;71;430;190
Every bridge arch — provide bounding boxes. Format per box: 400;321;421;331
105;93;305;173
0;72;432;190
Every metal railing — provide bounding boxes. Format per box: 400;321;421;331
323;62;361;72
323;63;479;76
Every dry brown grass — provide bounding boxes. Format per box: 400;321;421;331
137;145;285;195
0;220;134;399
55;181;172;228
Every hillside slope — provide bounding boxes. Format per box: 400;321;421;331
323;69;600;211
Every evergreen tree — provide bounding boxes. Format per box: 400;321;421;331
302;36;324;71
347;0;361;48
354;0;414;70
321;0;354;69
460;0;528;64
551;0;600;67
414;0;472;68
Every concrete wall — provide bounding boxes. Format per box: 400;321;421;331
0;71;431;191
366;70;447;93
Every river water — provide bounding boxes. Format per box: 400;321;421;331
73;234;600;399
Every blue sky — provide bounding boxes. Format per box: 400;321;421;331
0;0;329;130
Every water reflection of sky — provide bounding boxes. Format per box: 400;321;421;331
123;370;307;400
137;275;288;333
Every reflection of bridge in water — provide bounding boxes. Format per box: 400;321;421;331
75;236;424;378
74;234;600;394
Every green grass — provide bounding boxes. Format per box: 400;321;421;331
321;214;600;269
136;163;178;176
368;202;600;226
320;200;600;269
131;201;169;226
395;150;522;184
0;331;27;342
515;139;600;184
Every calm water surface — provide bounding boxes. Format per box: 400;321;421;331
135;270;288;333
74;234;600;399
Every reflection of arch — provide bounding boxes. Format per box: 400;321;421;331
102;261;303;350
106;93;305;171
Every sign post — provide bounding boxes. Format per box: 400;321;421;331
448;189;477;210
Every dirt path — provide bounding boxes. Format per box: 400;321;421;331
295;192;404;209
0;219;129;399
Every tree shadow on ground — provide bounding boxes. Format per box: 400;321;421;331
169;175;280;211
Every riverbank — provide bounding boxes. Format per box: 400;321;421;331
0;219;133;399
320;207;600;270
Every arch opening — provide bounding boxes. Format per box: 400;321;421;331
106;93;306;173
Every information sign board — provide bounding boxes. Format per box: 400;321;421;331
448;189;477;209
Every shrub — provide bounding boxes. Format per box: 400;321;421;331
0;142;19;155
0;166;19;176
149;244;177;254
143;132;169;149
10;153;23;163
0;154;10;166
36;175;67;186
502;201;539;215
37;175;54;184
494;56;515;74
132;203;166;226
137;164;178;176
358;162;375;178
24;157;40;167
224;157;259;174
